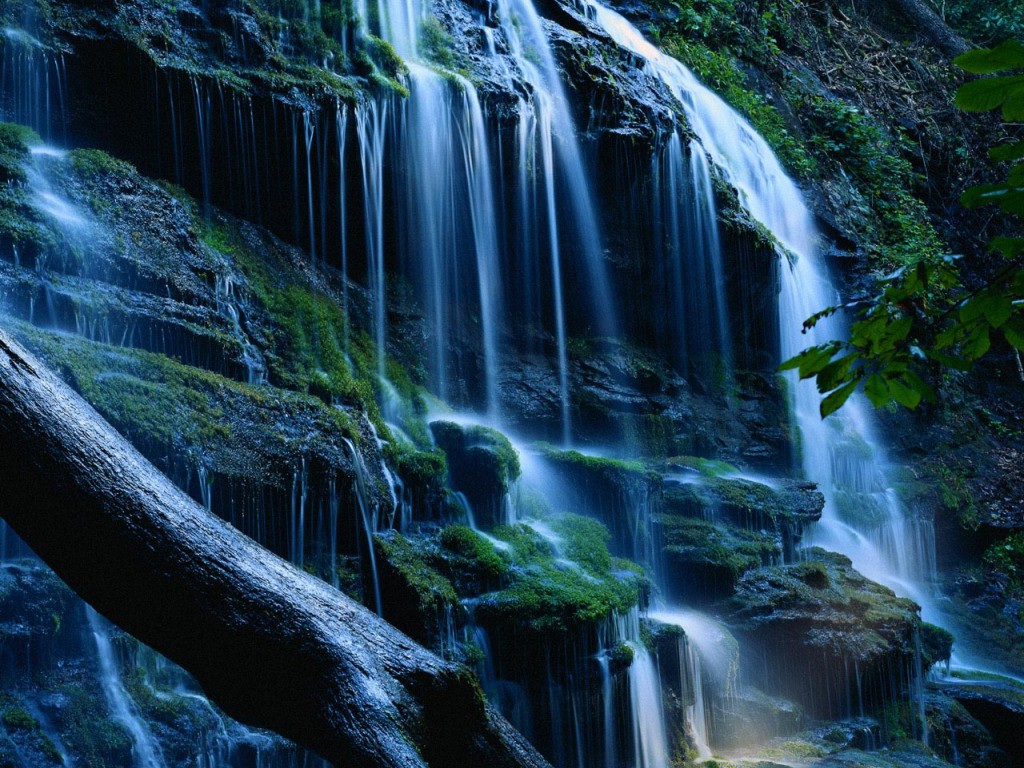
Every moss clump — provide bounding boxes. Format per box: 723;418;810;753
984;531;1024;591
0;122;53;252
439;525;508;581
59;687;133;768
474;515;646;636
920;622;954;668
364;35;404;75
0;123;40;183
608;642;635;673
419;17;462;71
1;706;37;731
660;516;780;591
68;149;134;181
13;322;365;486
376;531;459;613
792;560;829;589
666;455;738;477
541;444;651;479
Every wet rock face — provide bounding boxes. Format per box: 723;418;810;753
933;676;1024;767
725;549;921;720
0;562;78;682
658;471;823;603
925;691;1009;768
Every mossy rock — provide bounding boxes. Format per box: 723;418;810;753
430;421;520;530
662;470;823;560
536;444;661;563
726;549;921;718
473;514;646;638
659;516;781;604
373;531;462;650
920;622;954;668
439;525;509;585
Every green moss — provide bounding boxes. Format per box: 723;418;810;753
540;444;650;479
660;516;779;579
439;525;508;581
920;622;954;667
1;706;37;731
198;212;424;441
474;516;646;635
667;455;738;477
364;35;406;79
430;422;520;527
376;531;459;615
662;39;815;178
0;123;54;252
419;17;461;71
60;686;133;768
0;123;40;183
68;149;134;180
791;560;829;589
984;531;1024;592
797;95;943;267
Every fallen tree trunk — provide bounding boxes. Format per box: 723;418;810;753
0;329;550;768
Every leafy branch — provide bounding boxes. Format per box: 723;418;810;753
782;40;1024;417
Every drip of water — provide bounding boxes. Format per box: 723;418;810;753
651;133;731;377
628;642;669;768
342;437;384;615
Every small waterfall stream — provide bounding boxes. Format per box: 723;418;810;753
87;609;166;768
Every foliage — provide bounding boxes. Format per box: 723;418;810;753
782;40;1024;417
799;95;943;266
934;0;1024;47
984;531;1024;590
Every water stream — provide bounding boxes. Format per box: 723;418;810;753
87;608;166;768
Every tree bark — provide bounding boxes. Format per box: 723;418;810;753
889;0;969;59
0;329;550;768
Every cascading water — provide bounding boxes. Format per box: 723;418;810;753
580;0;941;617
87;609;166;768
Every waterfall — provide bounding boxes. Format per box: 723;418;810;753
87;608;166;768
580;0;939;611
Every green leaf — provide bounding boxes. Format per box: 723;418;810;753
955;75;1024;115
989;236;1024;258
820;379;858;419
982;294;1013;328
990;141;1024;163
903;369;936;405
955;41;1024;74
817;354;857;393
888;377;922;409
864;373;890;408
964;324;992;360
1005;319;1024;351
780;342;841;379
927;350;972;371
